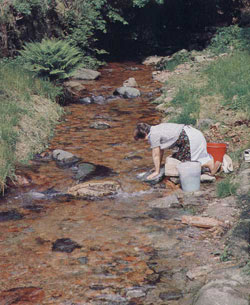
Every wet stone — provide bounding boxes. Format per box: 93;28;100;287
23;205;44;213
0;209;24;222
146;208;175;220
77;256;88;265
124;155;143;161
159;290;183;301
52;238;82;253
0;287;45;304
89;121;111;130
73;163;116;182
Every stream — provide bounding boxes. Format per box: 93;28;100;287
0;62;223;305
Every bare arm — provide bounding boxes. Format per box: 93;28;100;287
147;147;164;180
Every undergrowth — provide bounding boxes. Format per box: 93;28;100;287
216;177;238;198
0;61;62;191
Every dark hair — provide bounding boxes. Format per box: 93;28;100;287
134;122;151;140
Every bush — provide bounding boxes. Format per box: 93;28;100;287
19;39;84;82
209;25;250;54
156;49;191;71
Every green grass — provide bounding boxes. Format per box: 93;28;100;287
216;177;238;198
0;60;63;191
205;51;250;113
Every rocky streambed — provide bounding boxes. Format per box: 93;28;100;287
0;62;249;305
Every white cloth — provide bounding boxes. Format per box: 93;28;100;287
148;123;212;165
183;125;212;165
148;123;184;149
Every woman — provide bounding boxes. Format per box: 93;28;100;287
134;122;221;180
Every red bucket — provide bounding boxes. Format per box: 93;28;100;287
207;143;227;163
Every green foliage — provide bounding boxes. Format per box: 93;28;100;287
19;39;83;81
169;86;200;125
216;177;238;198
209;25;250;54
157;50;191;71
205;51;250;113
0;59;62;190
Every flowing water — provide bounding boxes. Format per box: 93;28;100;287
0;62;216;305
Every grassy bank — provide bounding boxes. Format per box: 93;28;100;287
0;61;63;191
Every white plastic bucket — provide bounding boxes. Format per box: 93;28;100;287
177;161;201;192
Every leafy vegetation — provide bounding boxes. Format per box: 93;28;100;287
156;50;191;71
19;39;83;82
209;25;250;54
0;60;62;190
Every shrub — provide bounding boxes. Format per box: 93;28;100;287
19;39;84;82
156;49;191;71
209;25;250;54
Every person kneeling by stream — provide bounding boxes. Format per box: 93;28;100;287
134;122;221;180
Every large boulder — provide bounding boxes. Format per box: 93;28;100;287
193;279;249;305
114;87;140;99
72;68;101;80
67;180;121;198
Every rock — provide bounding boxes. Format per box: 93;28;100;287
193;279;249;305
0;287;45;304
52;149;80;168
114;86;141;99
52;238;82;253
142;56;164;66
73;162;96;181
200;174;216;183
79;97;92;104
72;68;100;80
123;77;138;87
181;216;224;228
137;167;165;185
187;262;235;280
89;121;111;130
91;95;106;104
77;257;88;265
0;210;24;222
148;194;180;208
63;80;86;96
159;290;183;301
165;157;181;177
236;167;250;195
126;288;146;299
67;180;121;198
194;55;207;63
152;71;170;83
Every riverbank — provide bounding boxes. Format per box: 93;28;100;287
0;61;63;191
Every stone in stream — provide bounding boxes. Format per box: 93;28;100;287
67;180;121;199
72;162;116;182
137;167;165;185
72;68;101;80
52;149;80;168
159;290;183;301
89;121;111;130
52;238;82;253
114;86;141;99
0;287;45;304
0;210;24;222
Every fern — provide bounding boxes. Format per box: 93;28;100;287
19;39;83;82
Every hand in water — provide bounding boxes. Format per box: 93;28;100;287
146;171;159;180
